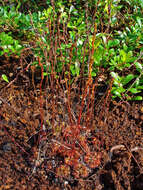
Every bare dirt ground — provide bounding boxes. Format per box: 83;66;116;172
0;56;143;189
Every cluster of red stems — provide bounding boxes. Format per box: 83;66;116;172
36;22;104;178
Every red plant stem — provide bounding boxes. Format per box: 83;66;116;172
104;77;113;112
87;69;105;122
78;23;97;125
86;83;96;127
38;57;45;142
65;79;73;125
66;42;77;125
77;83;88;125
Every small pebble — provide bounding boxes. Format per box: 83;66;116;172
9;73;13;77
140;115;143;121
140;107;143;113
3;143;12;152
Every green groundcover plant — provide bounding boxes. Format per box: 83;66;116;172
0;0;143;100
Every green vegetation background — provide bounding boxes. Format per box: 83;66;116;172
0;0;143;100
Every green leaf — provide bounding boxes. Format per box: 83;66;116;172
75;62;80;76
122;74;135;85
43;72;48;76
112;90;121;97
130;96;142;100
2;74;9;83
118;86;126;93
110;72;118;79
129;88;141;94
91;71;96;77
134;62;142;72
94;39;101;49
136;17;142;28
107;39;120;48
137;86;143;90
70;65;76;76
120;50;127;62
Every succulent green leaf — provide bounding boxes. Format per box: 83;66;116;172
110;72;118;79
107;39;120;48
129;88;141;94
2;74;9;83
134;62;142;72
130;96;143;100
122;74;135;85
